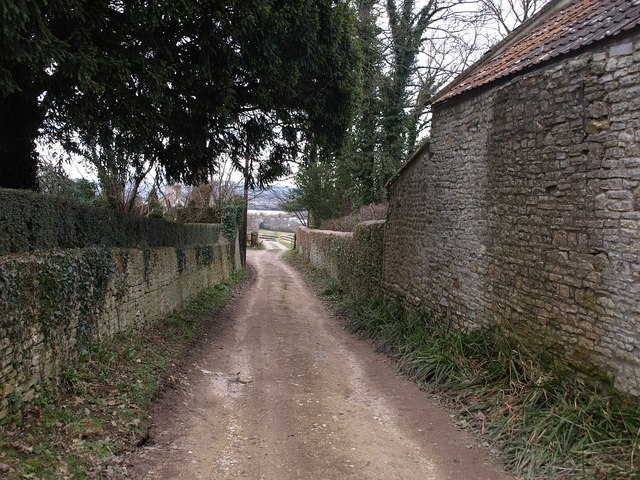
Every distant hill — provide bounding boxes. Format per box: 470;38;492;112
248;185;291;211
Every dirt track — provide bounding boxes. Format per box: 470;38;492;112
127;243;512;479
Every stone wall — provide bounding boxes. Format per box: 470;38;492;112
297;221;385;294
0;238;241;421
384;31;640;396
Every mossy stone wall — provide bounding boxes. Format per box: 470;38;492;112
0;237;241;421
296;221;385;295
384;33;640;397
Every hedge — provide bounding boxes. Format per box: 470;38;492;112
0;189;221;254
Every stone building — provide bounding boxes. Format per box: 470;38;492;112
383;0;640;396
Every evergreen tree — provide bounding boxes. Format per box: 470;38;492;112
38;162;97;202
283;141;344;228
289;0;549;225
147;187;164;219
1;1;360;191
0;0;91;189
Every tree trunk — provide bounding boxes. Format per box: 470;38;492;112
241;152;250;268
0;92;41;190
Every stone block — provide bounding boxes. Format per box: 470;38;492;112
610;42;634;57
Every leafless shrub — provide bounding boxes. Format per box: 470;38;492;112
320;203;388;232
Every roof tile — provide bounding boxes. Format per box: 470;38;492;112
431;0;640;106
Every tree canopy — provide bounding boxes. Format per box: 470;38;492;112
287;0;550;223
0;0;360;190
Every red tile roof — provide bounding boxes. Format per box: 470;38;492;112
431;0;640;106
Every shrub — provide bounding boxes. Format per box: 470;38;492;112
320;203;387;232
0;188;221;254
342;291;640;479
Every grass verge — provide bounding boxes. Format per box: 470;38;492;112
286;251;640;480
0;271;245;479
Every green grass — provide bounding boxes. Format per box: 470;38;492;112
0;271;245;479
256;229;295;249
248;240;266;250
287;251;640;480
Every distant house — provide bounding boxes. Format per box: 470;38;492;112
384;0;640;396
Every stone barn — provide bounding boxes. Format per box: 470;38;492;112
383;0;640;396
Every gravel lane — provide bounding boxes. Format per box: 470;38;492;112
127;246;512;480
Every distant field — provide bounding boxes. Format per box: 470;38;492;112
257;230;295;249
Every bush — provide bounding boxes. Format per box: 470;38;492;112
342;295;640;479
0;188;221;254
320;203;387;232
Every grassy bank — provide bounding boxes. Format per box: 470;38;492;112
0;271;245;479
286;252;640;480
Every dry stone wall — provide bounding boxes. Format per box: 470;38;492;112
384;32;640;396
296;221;385;294
0;238;240;421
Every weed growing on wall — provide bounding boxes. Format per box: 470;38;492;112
175;246;186;273
287;251;640;480
195;245;215;267
220;198;244;243
296;221;385;295
142;248;152;284
0;248;113;347
6;392;21;417
112;250;130;301
219;197;245;262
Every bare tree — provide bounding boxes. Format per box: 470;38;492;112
83;140;155;213
158;156;244;223
392;0;549;152
290;0;546;222
272;187;309;227
407;11;486;147
479;0;550;38
378;0;489;181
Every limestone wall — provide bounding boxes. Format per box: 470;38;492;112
384;32;640;396
296;221;385;294
0;238;240;421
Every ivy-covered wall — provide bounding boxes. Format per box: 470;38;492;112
0;237;241;422
296;221;385;294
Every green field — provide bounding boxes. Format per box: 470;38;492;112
255;230;295;249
